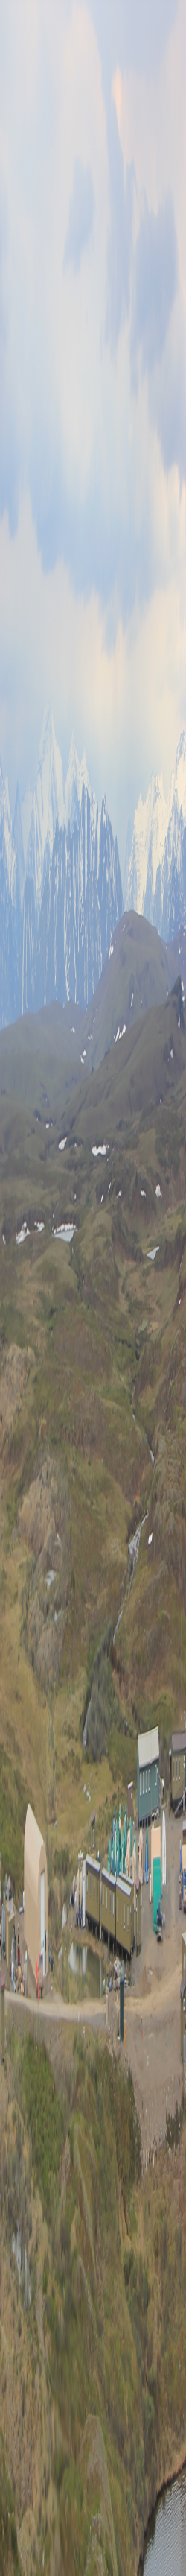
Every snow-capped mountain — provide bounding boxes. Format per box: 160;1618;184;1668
21;707;64;918
13;783;25;910
21;710;93;915
124;730;186;939
31;787;121;1013
65;731;92;836
0;763;21;1023
0;760;16;898
0;710;122;1025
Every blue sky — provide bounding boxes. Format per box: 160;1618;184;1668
0;0;185;876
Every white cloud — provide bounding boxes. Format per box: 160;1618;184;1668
1;484;185;880
64;157;95;270
0;0;185;870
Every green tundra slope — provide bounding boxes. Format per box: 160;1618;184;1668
0;970;185;1898
1;2022;186;2576
1;965;186;2575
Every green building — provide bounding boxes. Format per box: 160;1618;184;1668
171;1730;186;1809
137;1726;159;1828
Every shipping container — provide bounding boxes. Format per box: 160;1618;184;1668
86;1857;100;1932
100;1869;116;1945
115;1874;134;1960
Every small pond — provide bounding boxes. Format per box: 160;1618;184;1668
143;2467;186;2574
68;1939;104;1998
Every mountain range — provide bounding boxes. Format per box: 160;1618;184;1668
1;708;186;1035
0;708;122;1026
124;730;186;938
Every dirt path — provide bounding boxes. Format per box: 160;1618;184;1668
4;1810;183;2156
5;1940;182;2160
5;1986;106;2033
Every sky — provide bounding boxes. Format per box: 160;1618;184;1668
0;0;186;880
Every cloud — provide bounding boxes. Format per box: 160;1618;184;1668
151;291;186;488
130;181;186;491
131;191;178;379
1;487;185;893
0;0;185;875
89;0;177;90
64;154;94;270
106;96;135;347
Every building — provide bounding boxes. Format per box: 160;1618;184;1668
137;1726;159;1828
151;1822;161;1900
86;1856;100;1931
153;1855;161;1931
171;1729;186;1808
5;1895;15;1971
24;1803;48;1985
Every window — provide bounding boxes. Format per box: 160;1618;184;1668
146;1770;147;1793
140;1773;142;1795
143;1771;144;1793
148;1769;150;1790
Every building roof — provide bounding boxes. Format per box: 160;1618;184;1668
116;1874;132;1895
24;1803;45;1907
101;1865;115;1886
172;1731;186;1755
86;1854;100;1874
138;1727;159;1767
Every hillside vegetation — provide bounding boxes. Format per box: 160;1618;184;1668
1;2022;186;2576
0;964;186;1907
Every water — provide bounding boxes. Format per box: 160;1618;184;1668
68;1938;104;1998
143;2469;186;2574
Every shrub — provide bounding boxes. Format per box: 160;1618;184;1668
22;2036;63;2219
85;1625;121;1764
54;1845;69;1879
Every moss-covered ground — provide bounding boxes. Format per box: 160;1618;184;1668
0;991;186;1919
1;2021;186;2576
1;983;186;2566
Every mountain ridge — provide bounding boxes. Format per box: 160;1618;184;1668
125;727;186;940
0;708;122;1026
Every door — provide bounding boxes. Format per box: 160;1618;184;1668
40;1869;45;1974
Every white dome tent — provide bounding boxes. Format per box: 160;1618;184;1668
24;1803;48;1985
